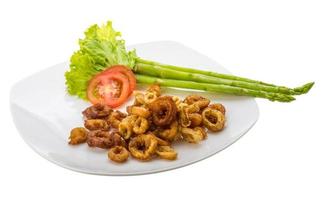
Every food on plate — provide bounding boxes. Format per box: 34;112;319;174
62;21;314;167
189;113;203;127
156;146;177;160
65;21;313;106
87;67;132;107
84;119;109;131
208;103;226;115
68;85;226;163
68;127;88;145
181;127;207;143
149;96;177;126
126;106;151;118
147;84;161;97
85;65;137;108
202;107;225;132
86;130;125;149
107;110;127;129
133;116;149;135
183;95;210;110
82;103;112;119
102;65;137;94
108;146;129;163
156;121;179;142
118;115;138;140
86;130;112;149
129;134;158;161
148;133;171;146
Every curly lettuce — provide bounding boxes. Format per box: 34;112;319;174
65;21;137;99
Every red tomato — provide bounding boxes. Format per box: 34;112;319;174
87;72;130;108
102;65;136;94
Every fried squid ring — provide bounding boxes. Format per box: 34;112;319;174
126;105;133;114
133;117;149;134
108;146;129;163
184;95;210;110
147;118;158;132
147;132;171;146
187;103;200;113
202;107;225;132
107;110;127;129
181;127;207;143
129;134;158;161
68;127;88;145
87;130;112;149
177;101;188;111
118;115;137;140
178;104;201;128
109;131;127;148
189;113;203;127
158;121;178;141
156;146;177;160
173;130;183;142
178;106;191;128
133;91;146;106
87;130;126;149
144;91;157;104
147;84;161;97
127;106;151;118
172;96;182;108
84;119;109;131
149;96;177;126
82;103;112;119
208;103;226;115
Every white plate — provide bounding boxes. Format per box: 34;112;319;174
10;41;259;175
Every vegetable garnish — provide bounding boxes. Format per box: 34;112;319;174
87;69;131;108
102;65;136;95
65;21;314;103
65;22;136;100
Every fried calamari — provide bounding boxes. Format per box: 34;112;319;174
157;121;178;142
184;95;210;110
83;103;112;119
118;115;137;140
208;103;226;115
149;96;177;126
147;84;161;97
129;134;158;161
202;107;225;132
156;146;177;160
107;110;127;129
87;130;125;149
68;127;88;145
69;84;226;163
181;127;207;143
133;116;149;135
127;106;151;118
84;119;109;131
108;146;129;163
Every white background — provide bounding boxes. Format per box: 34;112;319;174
0;0;328;199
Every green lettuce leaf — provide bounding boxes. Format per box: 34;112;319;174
65;21;137;99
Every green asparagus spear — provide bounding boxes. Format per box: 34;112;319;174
136;58;277;86
136;74;296;102
135;63;311;95
136;58;314;95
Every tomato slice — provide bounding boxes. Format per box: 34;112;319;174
87;72;130;108
102;65;136;94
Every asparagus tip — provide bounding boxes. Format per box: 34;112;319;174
293;82;314;94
